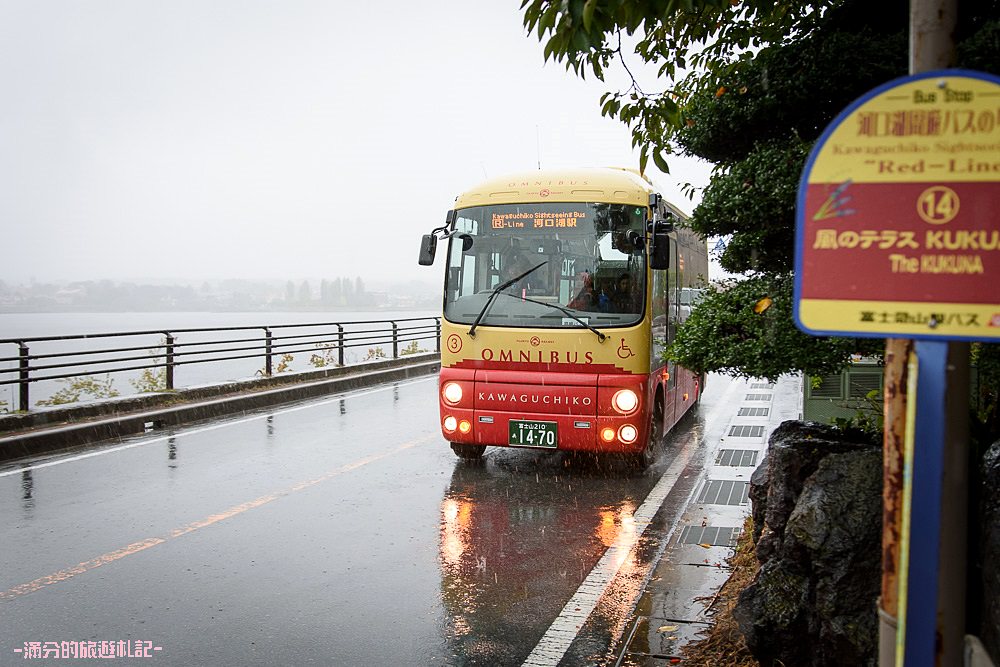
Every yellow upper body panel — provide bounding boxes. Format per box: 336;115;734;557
453;167;654;210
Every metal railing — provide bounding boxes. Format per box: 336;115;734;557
0;317;442;412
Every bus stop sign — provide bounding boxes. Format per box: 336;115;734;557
795;69;1000;341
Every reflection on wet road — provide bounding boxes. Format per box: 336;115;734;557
0;375;735;665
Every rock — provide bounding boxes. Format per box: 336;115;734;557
789;449;882;666
755;421;875;565
735;421;881;667
749;455;769;543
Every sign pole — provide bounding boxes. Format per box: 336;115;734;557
899;341;947;666
902;5;967;667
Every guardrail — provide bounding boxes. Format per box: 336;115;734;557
0;317;441;412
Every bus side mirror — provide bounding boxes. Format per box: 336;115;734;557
649;233;670;270
647;216;674;270
418;234;437;266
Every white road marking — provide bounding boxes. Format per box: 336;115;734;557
521;377;747;667
0;375;436;477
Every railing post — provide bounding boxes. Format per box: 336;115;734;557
391;321;398;359
264;328;273;377
337;325;345;366
164;333;175;390
18;342;29;412
435;318;441;352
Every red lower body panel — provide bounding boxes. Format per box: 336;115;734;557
438;368;652;454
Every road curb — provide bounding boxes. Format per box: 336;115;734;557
0;357;440;462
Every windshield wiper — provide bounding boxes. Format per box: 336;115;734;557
468;261;547;338
495;292;607;343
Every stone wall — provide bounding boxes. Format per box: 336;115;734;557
734;421;882;667
736;422;1000;666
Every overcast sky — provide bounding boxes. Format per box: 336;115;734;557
0;1;713;285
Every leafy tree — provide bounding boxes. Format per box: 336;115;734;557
523;0;1000;379
670;274;881;382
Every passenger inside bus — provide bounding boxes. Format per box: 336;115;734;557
611;273;635;313
501;253;543;293
567;271;595;310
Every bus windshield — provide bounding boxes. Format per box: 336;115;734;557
443;202;647;329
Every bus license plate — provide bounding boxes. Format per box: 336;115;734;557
508;420;558;448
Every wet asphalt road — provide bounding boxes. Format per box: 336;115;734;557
0;375;739;666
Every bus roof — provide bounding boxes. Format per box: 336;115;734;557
452;167;654;209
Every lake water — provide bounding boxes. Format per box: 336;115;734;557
0;310;439;410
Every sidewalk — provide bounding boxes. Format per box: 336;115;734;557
612;374;803;665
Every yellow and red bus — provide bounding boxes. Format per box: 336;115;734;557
419;167;708;466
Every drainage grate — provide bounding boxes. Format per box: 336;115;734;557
728;425;765;438
679;525;740;547
738;407;770;417
716;449;759;467
745;393;773;401
697;480;750;505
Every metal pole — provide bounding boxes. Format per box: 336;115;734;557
435;318;441;353
939;343;969;665
879;338;911;665
391;321;398;359
902;341;949;667
18;342;29;412
164;333;175;390
264;328;273;377
898;3;964;667
337;325;344;366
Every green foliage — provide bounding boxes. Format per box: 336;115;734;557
675;25;906;163
526;0;1000;381
130;367;167;393
522;0;838;170
832;388;884;441
400;340;425;356
666;274;881;382
363;347;387;361
37;375;120;407
688;139;810;274
130;338;169;393
275;353;293;373
309;343;340;368
0;398;8;414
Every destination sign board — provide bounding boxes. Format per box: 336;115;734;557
794;69;1000;340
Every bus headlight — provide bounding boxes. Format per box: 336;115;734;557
458;420;472;434
618;424;638;444
612;389;639;414
442;382;463;405
601;427;617;442
443;416;458;433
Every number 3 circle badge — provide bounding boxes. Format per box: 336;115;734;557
446;334;463;353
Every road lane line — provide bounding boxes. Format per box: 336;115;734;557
0;375;436;478
522;377;747;667
0;435;435;601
